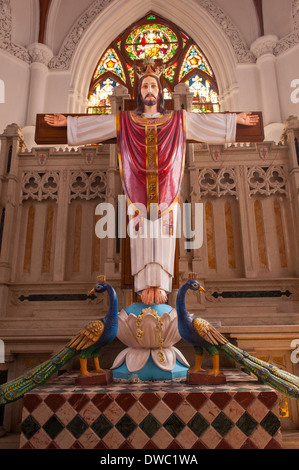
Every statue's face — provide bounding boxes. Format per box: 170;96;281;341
140;76;159;107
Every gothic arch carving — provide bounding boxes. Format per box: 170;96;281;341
0;0;30;63
274;0;299;55
1;0;298;68
48;0;255;72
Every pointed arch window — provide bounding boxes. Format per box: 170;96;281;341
87;12;220;114
93;48;126;82
179;45;213;79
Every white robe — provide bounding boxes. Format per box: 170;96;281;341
67;112;236;293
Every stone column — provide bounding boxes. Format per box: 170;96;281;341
236;165;259;278
283;116;299;170
283;116;299;274
0;124;25;286
26;43;53;126
250;35;281;126
52;169;71;282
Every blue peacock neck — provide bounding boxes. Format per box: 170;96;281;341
103;285;118;328
176;283;193;330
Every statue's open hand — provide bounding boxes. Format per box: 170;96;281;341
44;114;67;127
236;112;259;126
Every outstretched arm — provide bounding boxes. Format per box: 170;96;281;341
186;112;237;143
186;112;260;144
44;113;116;146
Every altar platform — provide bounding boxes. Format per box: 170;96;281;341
19;369;283;449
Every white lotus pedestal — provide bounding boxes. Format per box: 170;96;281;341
111;303;190;381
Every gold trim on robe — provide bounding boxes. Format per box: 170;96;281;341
117;110;186;220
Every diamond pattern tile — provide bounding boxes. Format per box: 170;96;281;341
43;415;64;440
216;438;234;449
115;413;137;438
140;413;161;438
23;394;43;413
91;393;113;411
212;411;234;437
21;415;41;440
188;412;209;437
199;426;222;448
164;413;185;438
91;414;113;439
44;394;66;412
260;411;281;436
162;392;184;411
115;393;137;411
19;369;283;449
210;392;232;410
236;412;258;437
66;414;89;439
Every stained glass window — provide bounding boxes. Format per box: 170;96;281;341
186;75;220;113
88;78;119;114
93;48;125;82
124;23;179;62
88;12;220;114
164;62;177;84
180;45;213;80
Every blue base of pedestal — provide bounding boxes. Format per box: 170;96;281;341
112;355;188;381
124;302;174;316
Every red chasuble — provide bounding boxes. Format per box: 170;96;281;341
117;110;186;220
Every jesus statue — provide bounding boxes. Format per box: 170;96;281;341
45;58;259;306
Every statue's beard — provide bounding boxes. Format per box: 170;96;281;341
142;94;158;107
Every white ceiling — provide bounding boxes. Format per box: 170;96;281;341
9;0;295;55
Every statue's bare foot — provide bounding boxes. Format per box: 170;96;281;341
154;288;168;304
141;287;155;305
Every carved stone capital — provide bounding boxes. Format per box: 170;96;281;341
250;35;279;59
27;43;53;66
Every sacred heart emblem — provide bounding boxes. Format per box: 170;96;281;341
259;147;268;160
85;153;95;165
38;153;47;165
210;147;221;162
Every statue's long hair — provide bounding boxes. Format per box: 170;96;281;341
136;75;166;115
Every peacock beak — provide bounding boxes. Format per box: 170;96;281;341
89;288;95;296
199;286;206;293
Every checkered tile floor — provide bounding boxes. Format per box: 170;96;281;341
19;369;282;449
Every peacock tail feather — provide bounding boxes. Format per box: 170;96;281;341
219;342;299;400
0;347;76;406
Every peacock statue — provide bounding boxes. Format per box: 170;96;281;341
177;279;299;400
0;281;118;406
